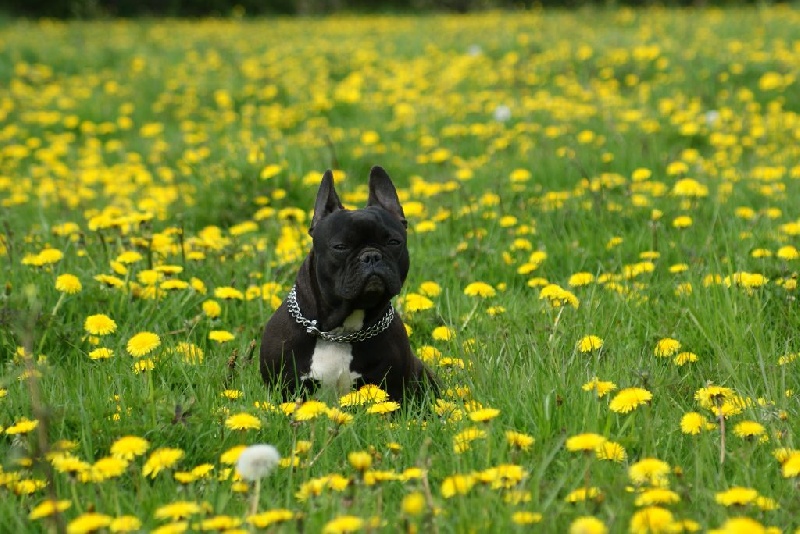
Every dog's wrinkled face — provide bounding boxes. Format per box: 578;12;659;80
309;166;409;312
313;207;409;309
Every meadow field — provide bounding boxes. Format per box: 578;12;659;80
1;6;800;533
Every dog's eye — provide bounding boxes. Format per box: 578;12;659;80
387;238;402;246
332;243;349;251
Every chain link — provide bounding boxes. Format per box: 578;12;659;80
286;285;394;344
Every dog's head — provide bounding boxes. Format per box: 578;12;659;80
309;166;409;311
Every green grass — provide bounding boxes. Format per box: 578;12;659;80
1;6;800;533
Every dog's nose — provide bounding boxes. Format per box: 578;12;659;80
359;250;382;265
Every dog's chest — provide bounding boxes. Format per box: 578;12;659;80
302;310;364;395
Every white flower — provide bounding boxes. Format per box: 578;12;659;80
235;444;280;481
466;44;483;57
705;110;720;126
493;105;511;122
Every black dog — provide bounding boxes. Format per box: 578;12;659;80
260;166;437;402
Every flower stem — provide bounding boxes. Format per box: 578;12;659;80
249;478;261;517
548;306;565;343
460;301;480;330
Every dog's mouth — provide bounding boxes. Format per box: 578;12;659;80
363;274;386;294
346;274;389;309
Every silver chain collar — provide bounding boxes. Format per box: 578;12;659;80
286;285;395;344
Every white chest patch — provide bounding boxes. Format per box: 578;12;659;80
301;310;364;395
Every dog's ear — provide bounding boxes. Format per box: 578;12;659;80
367;166;407;228
310;170;343;235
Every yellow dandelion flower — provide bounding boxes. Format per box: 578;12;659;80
733;420;766;440
363;470;400;485
582;377;617;398
635;488;681;507
672;178;708;197
66;512;112;534
418;281;441;296
142;448;184;478
565;487;603;503
505;430;535;451
294;400;329;421
468;408;500;422
109;516;141;532
94;274;125;288
539;284;580;308
771;447;798;464
51;454;90;475
569;516;607;534
694;385;736;410
629;458;671;487
441;474;475;498
340;384;389;406
247;509;296;529
295;474;350;500
327;408;354;425
432;326;455;341
568;272;595;287
776;245;799;260
220;445;247;465
6;417;39;435
214;286;244;300
453;427;487;453
322;515;363;534
674;351;697;365
88;347;114;360
126;331;160;357
154;501;204;520
198;515;241;530
629;506;676;534
476;464;527;489
116;251;143;264
84;314;117;335
202;300;222;318
654;338;681;357
709;517;770;534
565;433;606;452
509;168;531;182
680;412;712;435
715;487;759;506
209;330;235;343
512;511;542;525
225;412;261;430
190;277;207;294
781;453;800;477
401;492;426;516
463;281;496;298
401;293;434;312
174;342;204;364
133;358;155;373
367;401;401;415
347;451;372;471
55;274;82;294
82;456;129;482
29;499;72;520
756;496;779;511
595;440;627;462
576;335;604;353
675;282;693;297
609;387;653;414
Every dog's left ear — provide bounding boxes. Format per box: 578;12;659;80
310;170;344;235
367;166;407;228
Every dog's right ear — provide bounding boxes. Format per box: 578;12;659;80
310;170;343;235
